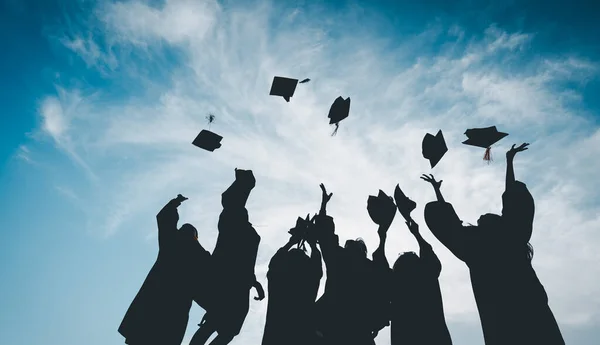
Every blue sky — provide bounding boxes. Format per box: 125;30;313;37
1;0;600;344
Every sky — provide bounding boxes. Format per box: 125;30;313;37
1;0;600;344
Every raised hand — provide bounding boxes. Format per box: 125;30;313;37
420;174;443;190
319;183;333;215
235;168;256;189
507;143;529;160
174;194;188;206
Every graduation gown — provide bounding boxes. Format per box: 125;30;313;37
390;243;452;345
424;181;564;345
261;246;323;345
118;200;211;345
202;199;260;337
315;233;390;345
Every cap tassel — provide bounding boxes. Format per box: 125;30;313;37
483;147;492;163
206;114;215;130
331;123;339;136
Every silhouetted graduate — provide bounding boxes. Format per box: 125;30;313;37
389;219;452;345
261;213;323;345
422;130;448;168
422;144;565;345
315;186;393;345
462;126;508;162
190;169;264;345
118;194;211;345
328;96;350;136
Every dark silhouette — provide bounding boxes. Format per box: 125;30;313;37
393;184;417;222
190;169;264;345
118;194;211;345
299;78;311;84
423;143;565;345
328;96;350;136
422;130;448;168
193;129;223;152
261;213;323;345
270;76;300;102
314;186;392;345
391;220;452;345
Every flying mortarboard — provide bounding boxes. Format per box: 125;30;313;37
328;96;350;136
422;130;448;168
192;130;222;152
394;184;416;222
192;114;222;152
462;126;508;162
270;76;310;102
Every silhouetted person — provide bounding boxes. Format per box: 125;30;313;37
388;220;452;345
423;143;564;345
190;169;265;345
314;186;392;345
118;194;211;345
261;219;323;345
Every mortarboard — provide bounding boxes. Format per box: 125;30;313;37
462;126;508;162
270;76;299;102
192;129;222;152
367;190;396;226
422;130;448;168
328;96;351;136
394;184;416;222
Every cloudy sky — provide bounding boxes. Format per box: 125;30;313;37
1;0;600;344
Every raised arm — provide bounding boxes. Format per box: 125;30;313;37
319;183;333;216
506;143;529;190
503;143;534;244
157;194;187;250
421;174;445;203
424;201;469;262
407;219;441;277
367;190;396;269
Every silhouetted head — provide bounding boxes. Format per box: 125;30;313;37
345;238;367;258
392;251;420;276
179;223;198;241
477;213;502;229
287;248;310;267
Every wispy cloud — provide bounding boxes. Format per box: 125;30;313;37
33;0;600;342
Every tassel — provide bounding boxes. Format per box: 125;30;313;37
331;123;339;136
206;114;215;130
483;147;492;163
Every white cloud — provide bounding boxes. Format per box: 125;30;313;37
34;0;600;343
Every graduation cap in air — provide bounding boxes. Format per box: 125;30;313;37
192;114;222;152
422;130;448;168
462;126;508;162
328;96;350;136
367;190;396;226
269;76;310;102
394;184;416;222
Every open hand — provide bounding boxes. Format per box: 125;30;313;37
507;143;529;160
174;194;188;206
420;174;442;189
